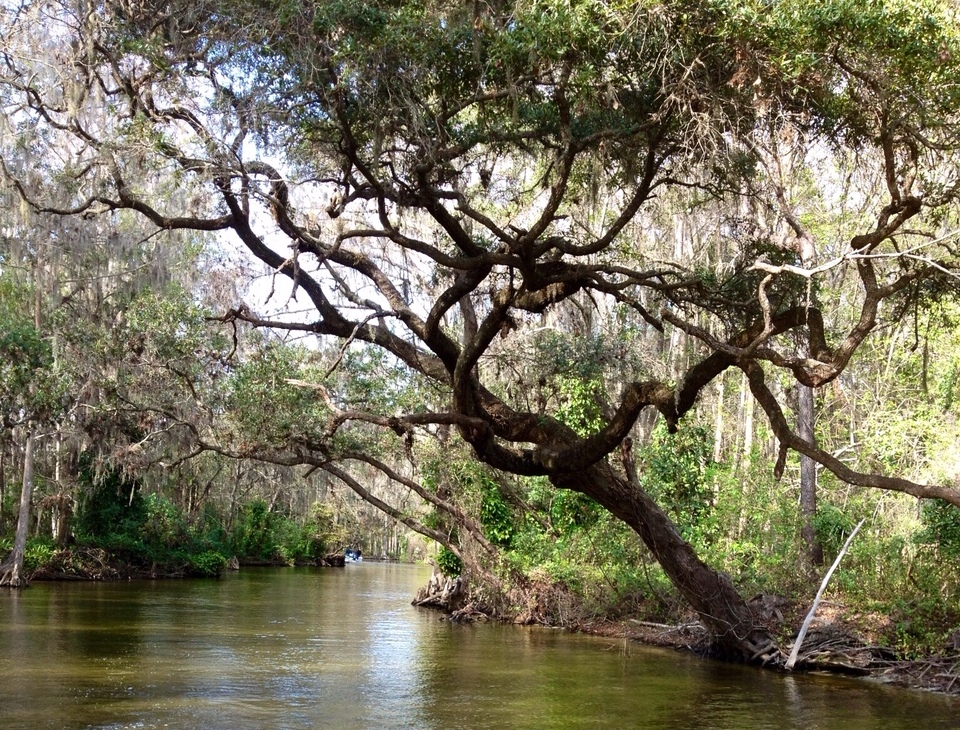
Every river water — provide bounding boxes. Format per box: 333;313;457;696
0;562;956;729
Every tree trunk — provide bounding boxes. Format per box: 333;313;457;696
742;373;754;465
555;460;775;660
0;432;36;588
0;442;6;527
713;374;725;463
798;384;823;567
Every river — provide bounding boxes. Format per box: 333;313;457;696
0;562;956;729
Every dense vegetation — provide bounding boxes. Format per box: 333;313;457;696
1;0;960;664
3;460;352;578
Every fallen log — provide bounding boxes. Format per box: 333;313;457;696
786;518;865;670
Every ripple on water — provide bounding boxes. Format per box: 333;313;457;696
1;565;958;730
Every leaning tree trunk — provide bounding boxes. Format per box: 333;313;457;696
555;461;775;661
0;432;35;588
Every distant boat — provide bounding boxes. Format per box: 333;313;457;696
345;548;363;563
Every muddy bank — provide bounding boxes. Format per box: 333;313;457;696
571;604;960;697
26;547;194;580
412;572;959;697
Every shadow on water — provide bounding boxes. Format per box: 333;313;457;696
0;563;957;730
412;618;959;730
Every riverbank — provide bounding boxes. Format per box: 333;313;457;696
23;545;347;581
26;546;205;580
412;558;960;696
422;571;960;697
569;601;960;697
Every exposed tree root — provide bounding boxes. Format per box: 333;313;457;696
0;558;27;588
412;569;465;611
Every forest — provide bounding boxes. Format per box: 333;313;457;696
1;0;960;680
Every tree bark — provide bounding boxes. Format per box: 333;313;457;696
555;460;774;660
713;375;725;463
798;384;823;567
740;372;754;468
0;442;6;526
0;432;35;588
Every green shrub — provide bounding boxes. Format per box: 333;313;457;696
24;539;55;571
549;490;602;532
480;487;515;547
642;424;713;531
193;502;229;553
436;546;463;577
188;550;228;577
140;494;189;558
814;502;858;558
285;502;346;563
71;456;231;576
919;499;960;557
229;499;346;565
231;499;281;561
74;458;147;550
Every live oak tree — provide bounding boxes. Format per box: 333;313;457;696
4;0;960;658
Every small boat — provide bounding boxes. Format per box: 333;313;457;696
345;548;363;563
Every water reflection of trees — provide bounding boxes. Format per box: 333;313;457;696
412;622;959;729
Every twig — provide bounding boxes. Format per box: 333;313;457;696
628;619;701;632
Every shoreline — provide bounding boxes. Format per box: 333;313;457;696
568;612;960;697
440;586;960;697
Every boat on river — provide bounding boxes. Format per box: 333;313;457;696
344;548;362;562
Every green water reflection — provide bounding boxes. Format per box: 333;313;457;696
0;563;956;729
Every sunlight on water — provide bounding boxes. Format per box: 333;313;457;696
0;563;957;730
